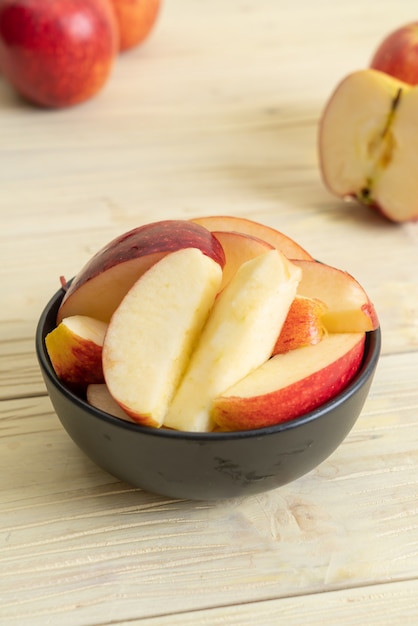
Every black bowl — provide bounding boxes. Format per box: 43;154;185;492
36;285;381;501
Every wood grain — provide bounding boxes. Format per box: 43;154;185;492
1;0;418;624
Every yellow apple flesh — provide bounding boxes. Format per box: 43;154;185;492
45;315;108;386
102;248;223;428
164;250;302;433
213;332;366;431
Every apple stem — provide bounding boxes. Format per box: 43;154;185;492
59;276;69;292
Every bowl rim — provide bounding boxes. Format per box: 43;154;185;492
36;284;381;442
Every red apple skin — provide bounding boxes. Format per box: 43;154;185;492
57;220;226;324
0;0;118;108
213;334;365;431
109;0;161;52
370;22;418;85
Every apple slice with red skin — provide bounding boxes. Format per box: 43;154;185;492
102;247;223;428
190;215;313;260
292;259;379;332
45;315;107;386
213;332;366;431
272;295;327;355
211;230;274;290
86;384;134;422
57;220;225;324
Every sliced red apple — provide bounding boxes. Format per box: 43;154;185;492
211;230;274;289
45;315;108;386
164;250;302;433
319;68;418;222
57;220;225;324
292;259;379;332
86;384;134;422
190;215;313;260
272;295;327;355
213;332;366;431
102;247;223;428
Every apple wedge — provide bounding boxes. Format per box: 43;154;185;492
211;230;274;290
102;247;223;428
45;315;108;386
213;332;366;431
292;259;378;332
272;296;327;355
190;215;313;260
319;68;418;222
86;384;134;422
164;250;302;433
57;220;225;324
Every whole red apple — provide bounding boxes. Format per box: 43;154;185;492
370;22;418;85
109;0;161;52
0;0;119;107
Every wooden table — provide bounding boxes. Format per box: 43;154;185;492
1;1;418;624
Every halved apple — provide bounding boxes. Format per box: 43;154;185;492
45;315;108;386
190;215;313;260
57;220;225;324
319;68;418;222
86;384;134;422
212;230;274;289
102;247;223;428
164;250;302;433
213;332;366;431
292;259;379;332
272;295;327;355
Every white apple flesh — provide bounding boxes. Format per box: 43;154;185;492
164;249;302;433
319;68;418;222
292;259;379;332
102;248;223;428
213;332;366;431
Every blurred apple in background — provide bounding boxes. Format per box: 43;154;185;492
371;22;418;85
0;0;118;107
110;0;161;52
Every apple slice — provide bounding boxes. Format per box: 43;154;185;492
102;247;223;428
319;68;418;222
292;259;378;332
86;384;134;422
190;215;313;260
57;219;225;324
45;315;108;386
164;250;302;433
211;230;274;290
272;296;327;355
213;332;366;431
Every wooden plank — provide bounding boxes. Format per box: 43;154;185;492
1;351;417;624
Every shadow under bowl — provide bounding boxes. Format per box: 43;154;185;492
36;285;381;501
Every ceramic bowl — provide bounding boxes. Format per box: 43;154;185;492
36;285;381;501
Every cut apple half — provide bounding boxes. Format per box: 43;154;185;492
213;332;366;431
45;315;108;386
57;220;225;323
190;215;313;260
164;249;302;433
319;68;418;222
102;247;223;428
292;259;379;332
